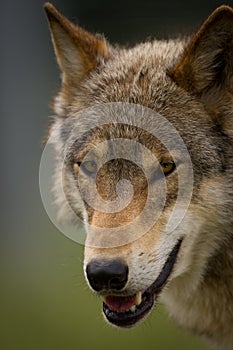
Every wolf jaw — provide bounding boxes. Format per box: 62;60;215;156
102;239;182;327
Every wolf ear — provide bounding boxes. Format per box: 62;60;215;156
168;6;233;100
44;3;110;83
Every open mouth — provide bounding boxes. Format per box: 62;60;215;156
103;239;183;328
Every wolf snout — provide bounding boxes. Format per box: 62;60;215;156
86;260;129;292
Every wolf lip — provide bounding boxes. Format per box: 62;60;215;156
102;239;183;328
103;291;154;327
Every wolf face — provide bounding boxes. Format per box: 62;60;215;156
44;3;233;348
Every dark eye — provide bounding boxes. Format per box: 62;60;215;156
75;160;97;176
160;161;176;176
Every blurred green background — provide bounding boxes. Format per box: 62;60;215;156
1;0;227;349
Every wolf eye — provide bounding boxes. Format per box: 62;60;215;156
80;160;97;175
160;161;176;176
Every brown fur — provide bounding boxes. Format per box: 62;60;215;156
44;3;233;349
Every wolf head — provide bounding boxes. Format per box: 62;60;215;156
44;3;233;330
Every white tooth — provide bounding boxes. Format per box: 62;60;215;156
130;305;136;312
135;292;142;306
73;163;79;173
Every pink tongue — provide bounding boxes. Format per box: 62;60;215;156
104;295;136;312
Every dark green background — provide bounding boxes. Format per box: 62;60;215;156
2;0;230;349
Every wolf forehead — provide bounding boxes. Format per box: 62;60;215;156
63;122;177;162
81;40;186;103
61;39;196;113
54;39;215;145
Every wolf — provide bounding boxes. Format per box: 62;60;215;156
44;3;233;349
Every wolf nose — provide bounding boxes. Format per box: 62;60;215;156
86;260;129;292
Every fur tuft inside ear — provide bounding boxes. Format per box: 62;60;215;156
168;5;233;96
44;2;110;84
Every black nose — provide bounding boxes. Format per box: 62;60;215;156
86;260;129;292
